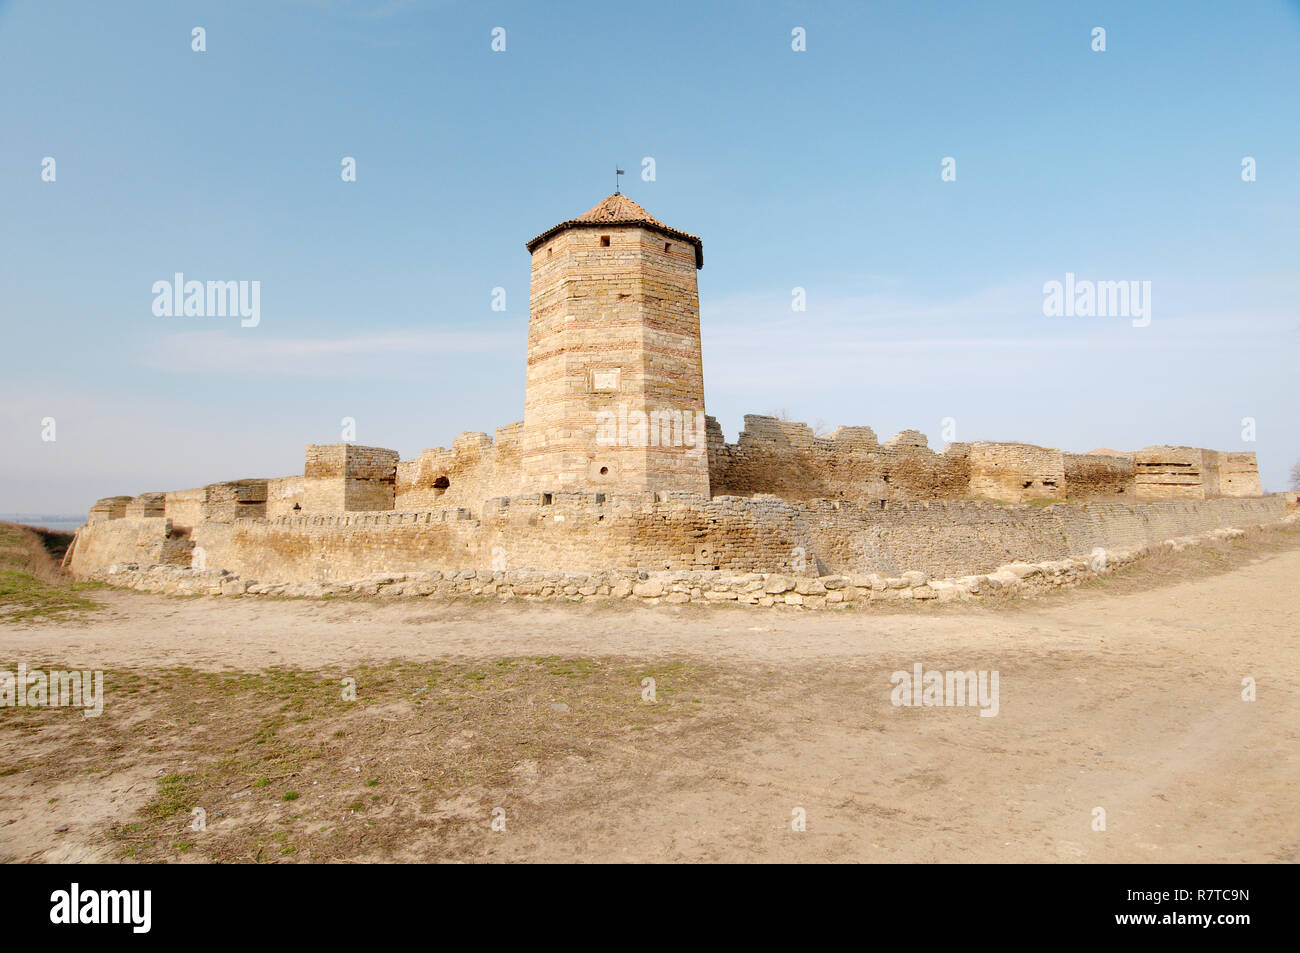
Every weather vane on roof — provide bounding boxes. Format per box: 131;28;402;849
615;167;624;195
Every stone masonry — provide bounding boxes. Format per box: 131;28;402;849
67;193;1274;595
521;194;709;496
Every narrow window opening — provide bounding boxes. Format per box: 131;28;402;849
600;235;610;247
541;493;553;506
664;242;672;252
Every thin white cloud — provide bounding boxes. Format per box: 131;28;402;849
137;328;520;376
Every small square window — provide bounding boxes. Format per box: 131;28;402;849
547;247;552;257
600;235;610;247
541;493;553;506
664;242;672;252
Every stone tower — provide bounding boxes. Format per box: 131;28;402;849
521;193;709;496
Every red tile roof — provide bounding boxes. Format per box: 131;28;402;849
526;193;703;268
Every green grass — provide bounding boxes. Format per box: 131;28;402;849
0;523;100;622
0;569;101;622
146;772;200;820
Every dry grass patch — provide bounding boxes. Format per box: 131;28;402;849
0;523;101;623
0;657;759;862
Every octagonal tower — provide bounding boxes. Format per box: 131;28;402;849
521;194;709;495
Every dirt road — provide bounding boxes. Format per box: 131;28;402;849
1;542;1297;863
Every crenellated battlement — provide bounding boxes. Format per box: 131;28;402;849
69;194;1270;588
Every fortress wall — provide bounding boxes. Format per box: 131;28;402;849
1134;446;1212;501
189;511;483;583
477;492;807;574
68;516;192;574
1220;452;1263;497
88;496;132;523
124;492;166;519
203;479;268;522
705;415;971;504
395;423;524;515
184;493;807;582
345;475;397;512
270;444;401;514
1063;452;1135;500
304;444;398;480
802;496;1285;577
967;443;1065;503
266;476;349;517
70;493;1288;585
164;488;206;530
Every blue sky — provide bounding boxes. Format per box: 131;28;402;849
2;0;1298;512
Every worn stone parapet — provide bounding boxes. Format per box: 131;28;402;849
1064;451;1135;500
88;496;133;522
203;479;269;522
163;488;205;530
968;442;1065;503
124;492;167;519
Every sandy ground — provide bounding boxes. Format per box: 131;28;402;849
1;543;1298;863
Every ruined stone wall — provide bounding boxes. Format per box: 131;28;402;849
265;445;399;516
305;444;399;511
164;488;205;530
395;423;524;515
967;443;1065;503
522;225;709;495
705;415;971;503
1220;452;1263;497
203;479;268;522
124;492;166;519
88;496;132;522
68;516;192;574
1063;452;1135;500
183;492;805;583
71;491;1287;585
1134;446;1219;501
799;496;1285;577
